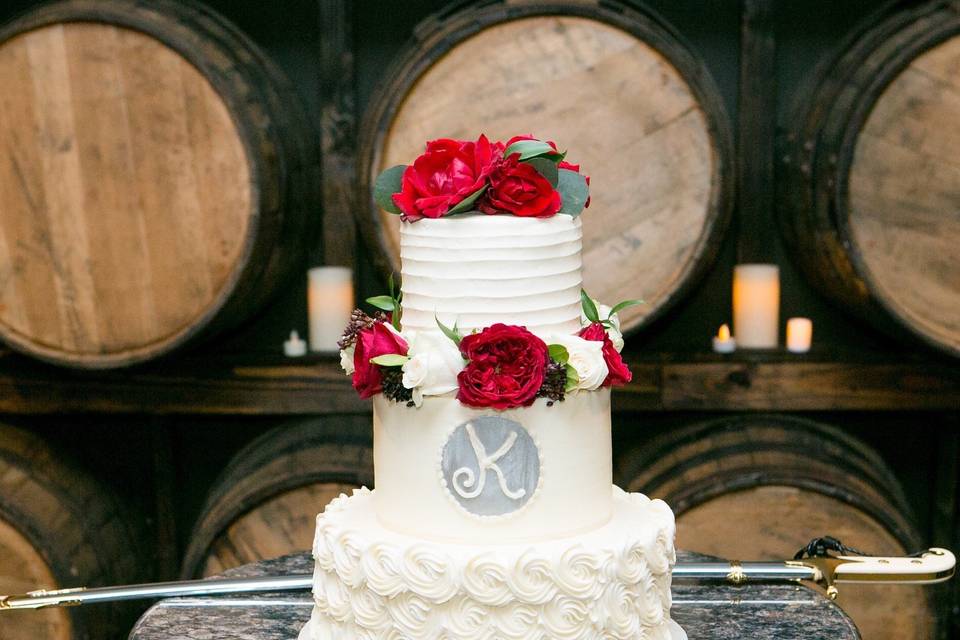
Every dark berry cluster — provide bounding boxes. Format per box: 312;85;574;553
381;367;414;406
337;309;385;351
537;360;567;406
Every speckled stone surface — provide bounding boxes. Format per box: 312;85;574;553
130;551;860;639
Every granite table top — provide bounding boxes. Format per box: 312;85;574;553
130;551;860;640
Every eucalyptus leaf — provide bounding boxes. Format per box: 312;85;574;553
565;363;580;392
366;295;396;311
548;344;569;365
580;289;600;323
435;315;462;346
557;169;589;217
373;165;405;215
609;298;645;317
370;353;409;367
446;186;486;216
502;139;564;162
526;157;559;187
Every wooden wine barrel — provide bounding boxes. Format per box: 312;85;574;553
181;416;373;579
0;423;149;640
779;0;960;357
0;0;320;368
616;414;934;640
358;0;734;335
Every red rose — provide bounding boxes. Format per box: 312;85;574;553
352;321;409;399
457;324;549;409
579;322;631;386
559;160;591;209
392;135;500;221
478;155;561;218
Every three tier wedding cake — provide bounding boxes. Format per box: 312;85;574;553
298;135;683;639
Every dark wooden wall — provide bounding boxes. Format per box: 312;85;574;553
0;0;957;632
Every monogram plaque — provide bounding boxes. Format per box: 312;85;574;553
440;416;540;516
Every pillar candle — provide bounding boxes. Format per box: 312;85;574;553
732;264;780;349
308;267;354;352
786;317;813;353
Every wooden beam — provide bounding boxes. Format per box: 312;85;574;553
736;0;778;262
660;361;960;411
318;0;357;267
0;355;957;415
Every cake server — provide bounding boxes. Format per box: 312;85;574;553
1;545;953;610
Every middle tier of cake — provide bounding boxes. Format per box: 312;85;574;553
373;389;612;543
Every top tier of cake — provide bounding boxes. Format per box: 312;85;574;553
400;214;583;337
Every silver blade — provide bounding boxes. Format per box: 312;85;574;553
0;563;816;610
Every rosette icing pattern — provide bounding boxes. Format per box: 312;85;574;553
299;486;676;640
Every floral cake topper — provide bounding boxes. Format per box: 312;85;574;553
374;134;590;222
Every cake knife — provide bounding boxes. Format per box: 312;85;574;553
1;547;953;610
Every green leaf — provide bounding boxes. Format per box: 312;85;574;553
548;344;569;365
388;273;395;299
366;295;396;311
564;363;579;392
557;169;589;217
435;315;462;346
446;186;486;216
525;157;559;187
502;139;564;162
609;298;644;317
373;165;406;215
370;353;409;367
580;289;600;323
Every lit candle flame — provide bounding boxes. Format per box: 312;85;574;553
718;324;731;341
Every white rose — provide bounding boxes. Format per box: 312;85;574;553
401;352;429;389
549;334;608;392
582;300;625;353
339;344;355;375
400;330;465;406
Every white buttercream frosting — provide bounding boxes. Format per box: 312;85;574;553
298;486;676;640
373;390;612;543
400;214;583;338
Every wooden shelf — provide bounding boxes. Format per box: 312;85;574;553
0;351;957;415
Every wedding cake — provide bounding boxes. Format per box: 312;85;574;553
298;135;683;640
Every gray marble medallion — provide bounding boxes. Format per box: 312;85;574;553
440;415;540;516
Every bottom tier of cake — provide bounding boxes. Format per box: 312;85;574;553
298;486;680;640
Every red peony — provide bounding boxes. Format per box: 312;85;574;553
457;324;549;409
392;135;501;221
479;155;561;218
579;322;631;386
352;321;409;399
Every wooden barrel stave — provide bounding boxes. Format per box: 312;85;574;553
358;1;733;335
0;0;319;368
181;416;374;579
0;423;149;640
778;0;960;356
616;414;933;640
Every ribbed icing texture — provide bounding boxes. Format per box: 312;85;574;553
400;215;583;337
297;486;677;640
